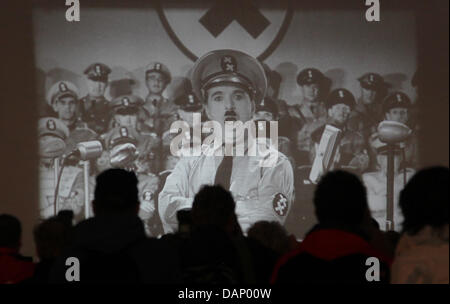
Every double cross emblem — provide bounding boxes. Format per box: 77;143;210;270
200;0;270;38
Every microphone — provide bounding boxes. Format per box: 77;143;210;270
377;121;412;144
109;142;138;167
65;140;103;160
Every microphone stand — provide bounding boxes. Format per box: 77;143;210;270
53;158;59;216
82;160;90;219
385;144;395;231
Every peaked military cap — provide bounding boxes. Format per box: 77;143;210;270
190;49;267;104
46;81;79;106
326;88;356;109
38;117;70;140
297;68;327;86
111;95;144;114
358;73;385;90
84;63;111;82
145;62;171;83
174;93;202;112
382;92;412;113
255;96;278;117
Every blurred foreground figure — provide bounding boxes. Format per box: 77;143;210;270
50;169;179;283
176;185;278;284
25;211;73;284
391;167;449;284
271;171;392;284
0;214;35;284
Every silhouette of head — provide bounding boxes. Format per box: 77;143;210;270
191;185;236;232
0;214;21;249
93;168;139;216
399;166;449;235
33;215;72;259
314;170;369;228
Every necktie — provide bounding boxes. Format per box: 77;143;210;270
214;156;233;190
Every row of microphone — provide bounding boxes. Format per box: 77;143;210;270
65;140;138;167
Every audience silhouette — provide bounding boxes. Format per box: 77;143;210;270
271;170;392;284
0;214;35;284
391;166;449;283
2;166;448;284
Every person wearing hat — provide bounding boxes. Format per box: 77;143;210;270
47;81;84;133
95;125;161;236
158;49;294;234
262;63;290;123
103;96;161;175
347;73;388;139
251;96;279;145
174;92;203;130
253;96;278;123
363;133;415;231
310;88;369;172
289;68;329;167
110;94;155;134
38;117;85;222
381;91;419;169
78;62;112;135
141;62;178;136
289;68;329;122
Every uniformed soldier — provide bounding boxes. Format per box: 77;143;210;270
363;134;415;231
108;94;161;174
347;73;387;139
253;96;278;124
141;62;178;135
158;49;295;234
78;62;112;134
288;68;329;166
310;88;369;173
174;92;203;128
262;64;289;123
253;96;287;160
98;125;161;236
110;94;153;132
46;81;82;133
381;91;419;169
38;117;86;222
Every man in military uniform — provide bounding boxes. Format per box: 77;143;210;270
252;97;295;168
107;94;160;174
158;49;295;234
380;91;419;169
253;96;278;126
310;88;369;173
38;117;85;222
99;125;161;236
289;68;329;166
363;134;415;231
174;92;203;129
141;62;178;135
347;73;387;139
78;63;112;134
47;81;82;133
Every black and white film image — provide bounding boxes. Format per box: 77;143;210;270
34;0;421;238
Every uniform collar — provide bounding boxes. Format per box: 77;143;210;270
147;94;164;103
